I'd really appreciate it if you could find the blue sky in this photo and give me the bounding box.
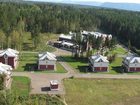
[27,0,140,3]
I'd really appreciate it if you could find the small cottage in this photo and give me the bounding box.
[122,55,140,72]
[38,52,57,70]
[0,62,12,88]
[50,80,59,91]
[89,54,109,72]
[0,48,19,69]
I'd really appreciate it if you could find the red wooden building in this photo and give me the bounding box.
[38,52,57,70]
[89,54,109,72]
[0,48,19,69]
[122,55,140,72]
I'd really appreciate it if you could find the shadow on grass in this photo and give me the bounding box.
[77,66,89,73]
[61,56,88,63]
[24,63,38,71]
[111,66,124,73]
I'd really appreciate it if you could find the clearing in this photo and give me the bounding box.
[64,78,140,105]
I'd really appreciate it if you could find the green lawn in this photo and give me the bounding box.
[15,52,66,73]
[64,79,140,105]
[15,52,38,72]
[11,76,30,96]
[109,57,123,74]
[108,45,127,55]
[62,56,88,73]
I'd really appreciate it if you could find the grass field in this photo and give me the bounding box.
[11,76,30,96]
[64,78,140,105]
[15,52,66,73]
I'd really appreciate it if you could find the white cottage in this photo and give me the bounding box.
[50,80,59,91]
[38,52,57,70]
[0,63,12,88]
[0,48,19,68]
[89,55,109,72]
[122,55,140,72]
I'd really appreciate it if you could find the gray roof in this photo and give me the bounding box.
[125,56,140,63]
[90,55,109,63]
[0,48,19,57]
[39,52,57,61]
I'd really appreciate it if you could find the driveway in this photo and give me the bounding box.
[53,48,72,56]
[13,72,67,94]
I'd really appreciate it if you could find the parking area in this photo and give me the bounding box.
[13,72,67,94]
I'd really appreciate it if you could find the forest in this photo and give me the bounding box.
[0,2,140,52]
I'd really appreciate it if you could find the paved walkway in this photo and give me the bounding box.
[74,73,140,79]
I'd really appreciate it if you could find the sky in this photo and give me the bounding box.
[28,0,140,3]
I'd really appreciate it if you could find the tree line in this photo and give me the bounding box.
[0,2,139,51]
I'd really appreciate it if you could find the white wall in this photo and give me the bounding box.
[129,63,140,67]
[93,62,109,67]
[39,59,56,65]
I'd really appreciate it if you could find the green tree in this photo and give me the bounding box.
[0,74,5,90]
[0,30,6,49]
[10,30,20,50]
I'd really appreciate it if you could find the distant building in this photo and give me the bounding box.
[81,30,112,40]
[122,55,140,72]
[0,48,19,69]
[38,52,57,70]
[59,34,73,42]
[0,62,12,88]
[50,80,59,91]
[89,54,109,72]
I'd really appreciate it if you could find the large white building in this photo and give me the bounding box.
[122,55,140,72]
[89,54,109,72]
[0,62,12,88]
[38,52,57,70]
[81,30,112,40]
[59,34,73,42]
